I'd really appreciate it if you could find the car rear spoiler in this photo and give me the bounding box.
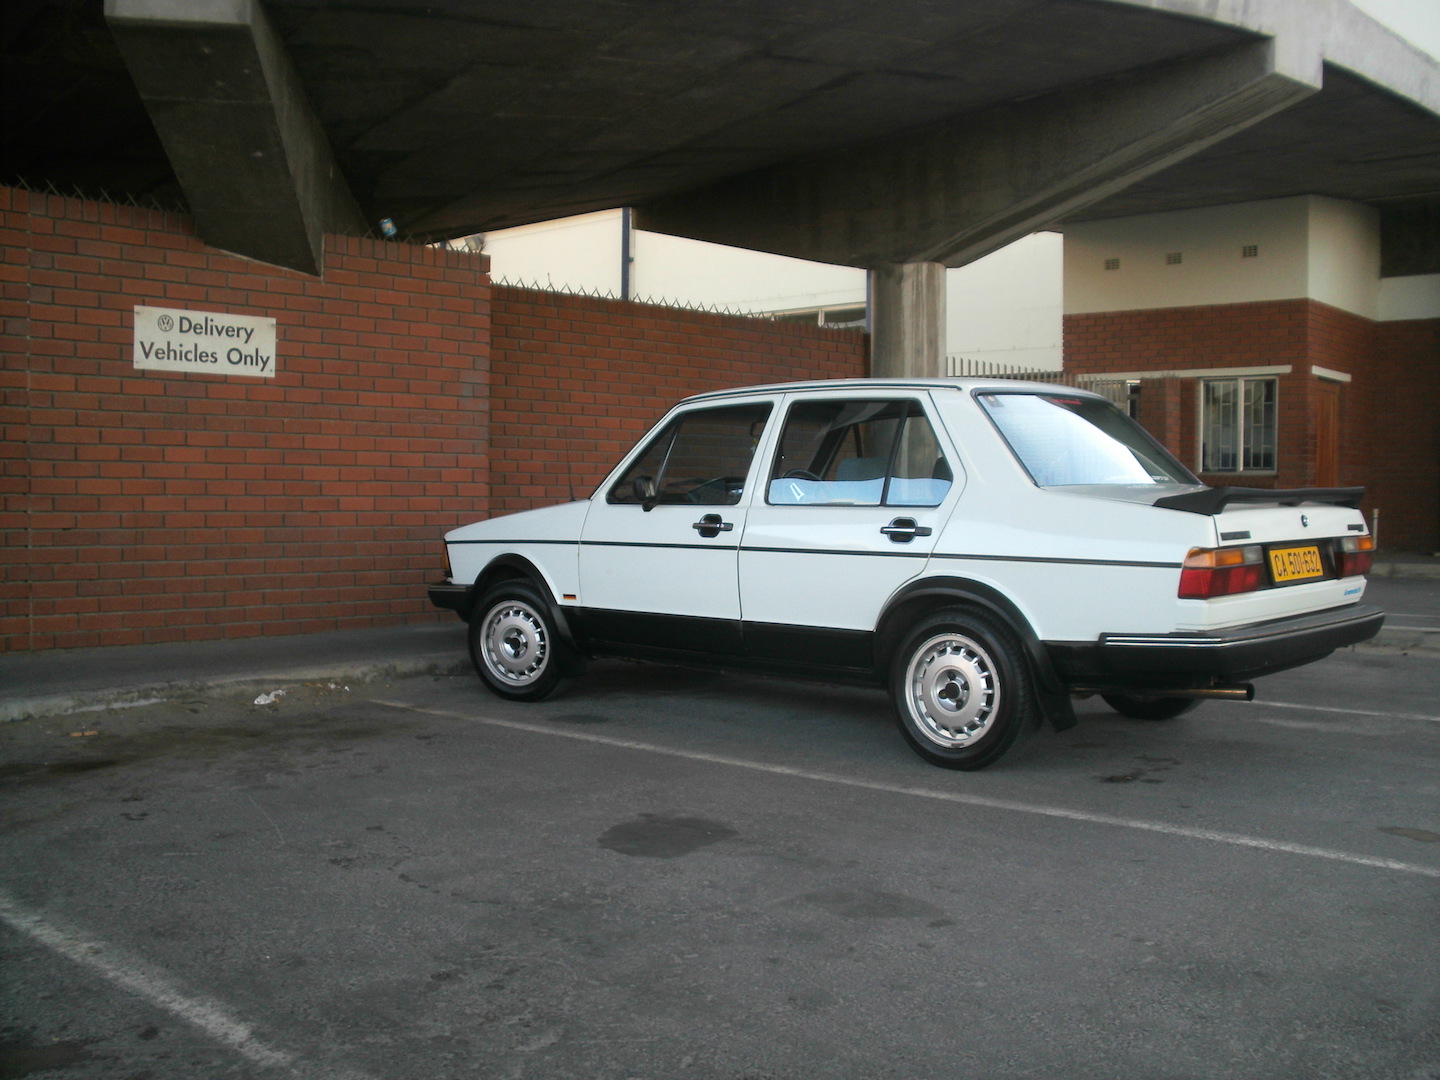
[1153,486,1364,516]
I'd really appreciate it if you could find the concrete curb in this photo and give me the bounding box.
[0,652,471,726]
[1371,559,1440,580]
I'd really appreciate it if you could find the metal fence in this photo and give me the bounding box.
[945,355,1067,383]
[945,357,1138,411]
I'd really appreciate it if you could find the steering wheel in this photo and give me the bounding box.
[685,476,745,503]
[782,469,822,481]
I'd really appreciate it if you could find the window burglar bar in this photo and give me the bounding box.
[1202,377,1276,473]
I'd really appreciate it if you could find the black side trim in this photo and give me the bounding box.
[574,609,744,656]
[742,545,929,560]
[580,540,741,553]
[1154,486,1364,515]
[572,609,880,682]
[743,622,874,671]
[930,552,1177,570]
[448,538,578,547]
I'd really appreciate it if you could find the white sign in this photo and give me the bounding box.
[133,306,277,378]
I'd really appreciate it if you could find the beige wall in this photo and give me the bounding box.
[1063,196,1409,319]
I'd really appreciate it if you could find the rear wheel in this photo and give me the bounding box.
[890,608,1041,770]
[1101,694,1200,721]
[469,580,570,702]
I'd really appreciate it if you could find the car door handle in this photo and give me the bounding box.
[881,517,932,543]
[692,513,734,538]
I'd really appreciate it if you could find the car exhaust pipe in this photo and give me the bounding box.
[1074,683,1254,701]
[1182,684,1255,701]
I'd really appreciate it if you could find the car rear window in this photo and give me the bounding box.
[977,392,1196,487]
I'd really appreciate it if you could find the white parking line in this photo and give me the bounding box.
[1240,699,1440,723]
[0,891,373,1080]
[377,701,1440,880]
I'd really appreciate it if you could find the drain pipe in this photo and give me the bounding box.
[621,206,634,301]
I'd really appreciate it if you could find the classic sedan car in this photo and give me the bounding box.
[429,379,1383,769]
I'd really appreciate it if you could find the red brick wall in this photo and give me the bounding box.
[1066,300,1311,484]
[2,187,490,651]
[2,189,869,652]
[1065,298,1439,551]
[1370,319,1440,551]
[487,286,867,514]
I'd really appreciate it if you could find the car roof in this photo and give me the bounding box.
[676,377,1100,406]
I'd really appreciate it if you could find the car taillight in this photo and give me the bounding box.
[1336,534,1375,578]
[1179,545,1264,599]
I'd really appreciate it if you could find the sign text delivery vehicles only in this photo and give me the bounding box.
[133,306,277,378]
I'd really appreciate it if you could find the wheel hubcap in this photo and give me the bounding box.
[906,632,999,748]
[482,602,548,684]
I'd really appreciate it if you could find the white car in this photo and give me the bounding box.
[429,379,1383,769]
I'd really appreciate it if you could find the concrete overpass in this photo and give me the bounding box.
[7,0,1440,373]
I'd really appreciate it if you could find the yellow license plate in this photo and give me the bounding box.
[1269,545,1325,584]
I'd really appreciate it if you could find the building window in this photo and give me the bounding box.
[1165,252,1183,265]
[1201,377,1277,473]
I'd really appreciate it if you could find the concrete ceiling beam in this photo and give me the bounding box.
[104,0,366,275]
[635,37,1320,269]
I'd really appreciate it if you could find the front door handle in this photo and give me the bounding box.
[880,517,932,543]
[693,513,734,538]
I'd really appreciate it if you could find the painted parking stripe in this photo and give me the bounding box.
[377,701,1440,880]
[1238,699,1440,723]
[0,891,374,1080]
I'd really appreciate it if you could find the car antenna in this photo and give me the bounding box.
[568,437,577,503]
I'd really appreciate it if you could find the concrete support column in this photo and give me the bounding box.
[106,0,367,275]
[870,262,947,379]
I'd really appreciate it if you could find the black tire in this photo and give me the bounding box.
[889,608,1041,770]
[468,580,571,702]
[1101,694,1200,721]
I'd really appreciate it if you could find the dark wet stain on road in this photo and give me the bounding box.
[598,814,737,858]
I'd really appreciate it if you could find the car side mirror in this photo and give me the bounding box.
[632,475,658,511]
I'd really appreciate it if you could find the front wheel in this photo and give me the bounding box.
[468,580,571,702]
[889,608,1041,770]
[1101,694,1200,721]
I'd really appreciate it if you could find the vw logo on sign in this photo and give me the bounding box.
[156,314,174,332]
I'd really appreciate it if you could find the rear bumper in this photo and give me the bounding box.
[1047,603,1385,689]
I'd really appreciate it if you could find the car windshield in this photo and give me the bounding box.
[977,391,1197,487]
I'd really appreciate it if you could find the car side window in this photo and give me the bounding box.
[767,399,953,507]
[608,402,772,507]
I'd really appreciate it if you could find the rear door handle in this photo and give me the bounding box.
[881,517,932,543]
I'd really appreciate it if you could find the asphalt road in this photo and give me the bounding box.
[2,643,1437,1080]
